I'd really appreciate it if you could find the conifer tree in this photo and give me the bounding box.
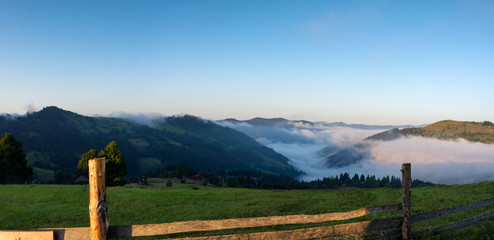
[0,133,33,184]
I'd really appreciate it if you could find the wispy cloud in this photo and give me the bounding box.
[102,112,167,127]
[26,103,38,113]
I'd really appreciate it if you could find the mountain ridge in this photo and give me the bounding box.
[0,107,300,181]
[367,120,494,144]
[222,117,419,130]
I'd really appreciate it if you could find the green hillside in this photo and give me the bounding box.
[368,120,494,144]
[0,107,300,180]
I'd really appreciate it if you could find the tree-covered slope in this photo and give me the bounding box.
[0,107,300,179]
[367,120,494,144]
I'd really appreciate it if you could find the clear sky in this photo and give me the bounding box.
[1,0,493,125]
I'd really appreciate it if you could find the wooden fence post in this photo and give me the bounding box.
[401,163,411,240]
[89,158,108,240]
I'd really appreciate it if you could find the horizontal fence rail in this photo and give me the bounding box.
[37,204,401,240]
[413,209,494,238]
[170,217,402,240]
[109,204,401,238]
[0,230,55,240]
[410,196,494,238]
[108,196,494,240]
[411,197,494,223]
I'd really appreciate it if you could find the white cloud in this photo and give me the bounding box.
[104,112,167,127]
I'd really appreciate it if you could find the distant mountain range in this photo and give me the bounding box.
[219,117,416,147]
[0,107,300,181]
[222,117,417,130]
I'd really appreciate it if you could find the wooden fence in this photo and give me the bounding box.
[2,162,494,240]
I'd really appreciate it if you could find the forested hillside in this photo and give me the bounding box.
[0,107,300,180]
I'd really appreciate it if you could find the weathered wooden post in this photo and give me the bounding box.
[89,158,108,240]
[401,163,411,240]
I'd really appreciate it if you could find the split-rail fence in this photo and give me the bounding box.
[2,161,494,240]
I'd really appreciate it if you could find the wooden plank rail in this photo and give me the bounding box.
[411,196,494,223]
[170,217,402,240]
[40,204,401,240]
[46,227,89,240]
[108,204,401,238]
[412,209,494,238]
[0,230,54,240]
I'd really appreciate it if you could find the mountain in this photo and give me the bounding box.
[324,146,366,168]
[0,107,300,180]
[367,120,494,144]
[222,117,416,130]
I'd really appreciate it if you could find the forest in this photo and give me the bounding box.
[147,164,435,190]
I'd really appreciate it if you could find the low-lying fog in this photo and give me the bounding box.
[220,120,494,185]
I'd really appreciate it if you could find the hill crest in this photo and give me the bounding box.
[367,120,494,144]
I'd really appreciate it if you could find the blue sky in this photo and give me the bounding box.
[1,0,493,125]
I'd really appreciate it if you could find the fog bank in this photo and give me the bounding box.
[221,120,494,184]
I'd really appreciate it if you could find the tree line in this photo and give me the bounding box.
[148,164,434,189]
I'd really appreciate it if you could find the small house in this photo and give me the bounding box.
[73,174,89,184]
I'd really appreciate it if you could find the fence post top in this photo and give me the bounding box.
[89,157,105,163]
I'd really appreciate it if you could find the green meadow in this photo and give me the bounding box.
[2,180,494,239]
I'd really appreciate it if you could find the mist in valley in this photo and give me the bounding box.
[220,120,494,185]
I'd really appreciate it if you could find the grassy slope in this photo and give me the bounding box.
[2,181,494,239]
[421,120,494,143]
[369,120,494,144]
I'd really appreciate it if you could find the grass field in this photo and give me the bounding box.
[2,180,494,239]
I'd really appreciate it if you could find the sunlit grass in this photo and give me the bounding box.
[1,181,494,239]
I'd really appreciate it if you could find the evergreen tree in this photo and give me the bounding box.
[340,172,350,186]
[381,176,390,187]
[351,173,360,187]
[360,174,366,184]
[0,133,33,184]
